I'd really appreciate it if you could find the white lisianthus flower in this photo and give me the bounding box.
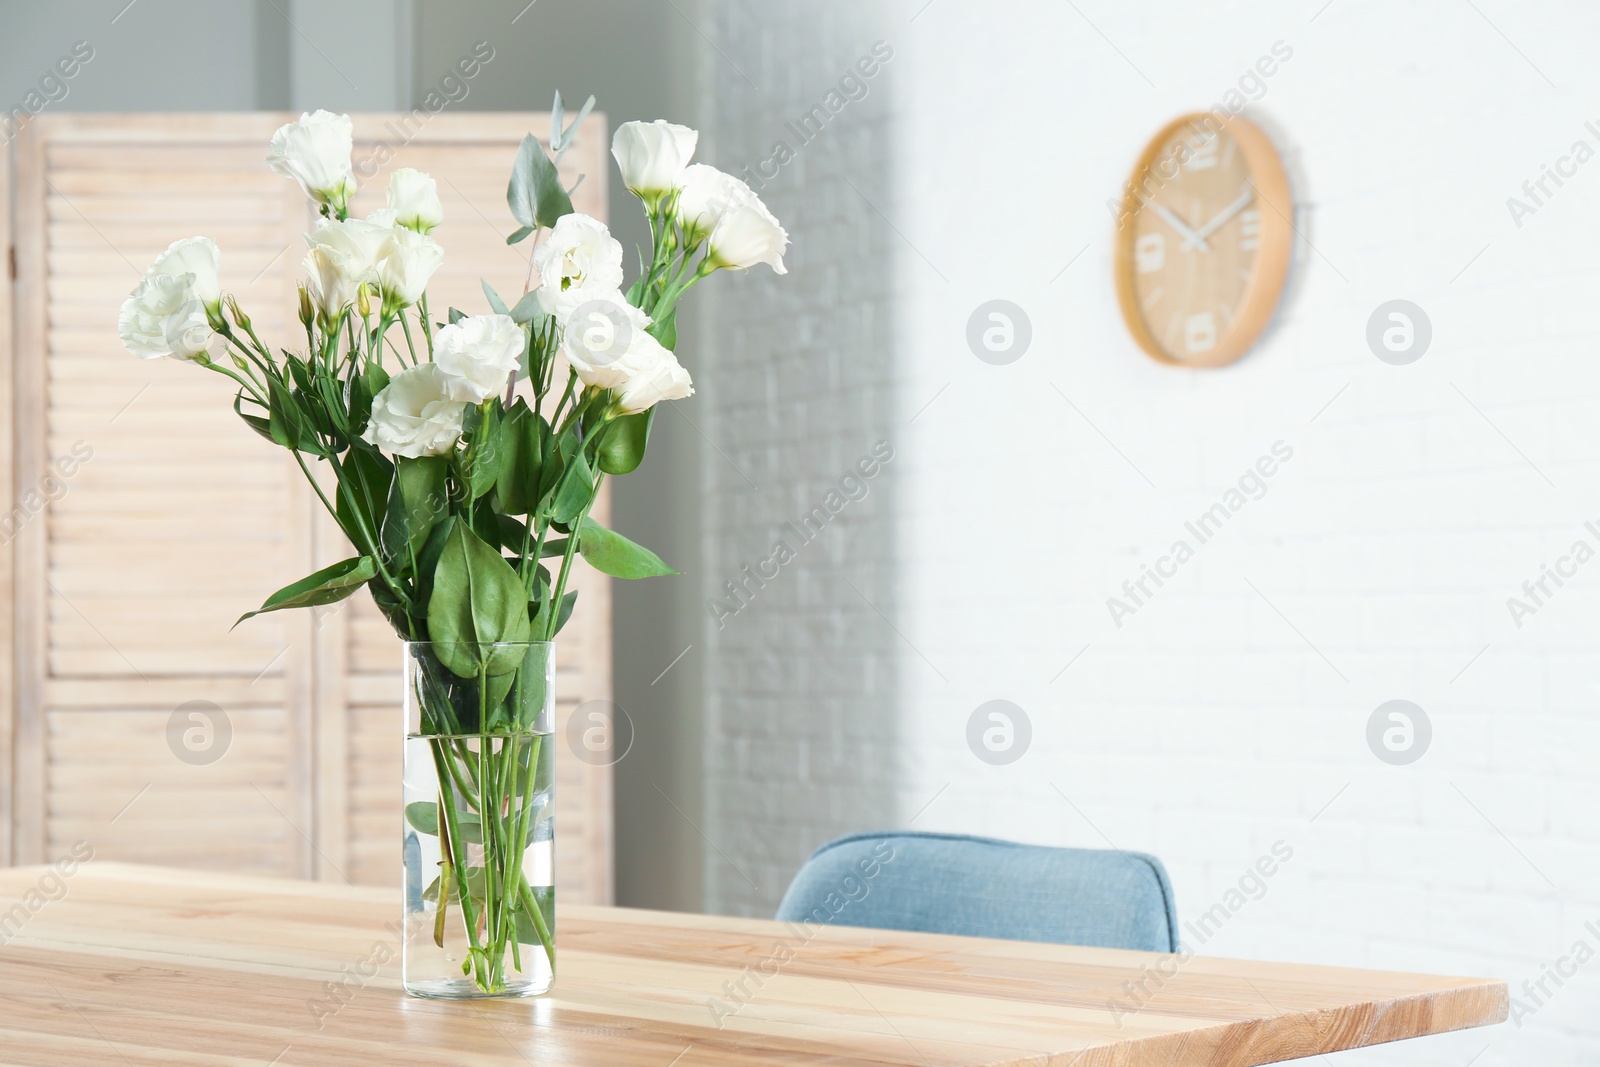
[118,271,211,361]
[433,314,525,402]
[613,337,694,415]
[387,167,443,233]
[675,164,747,243]
[705,184,789,274]
[363,364,468,457]
[267,110,357,211]
[559,291,653,389]
[376,228,443,312]
[366,207,400,229]
[148,236,223,310]
[306,217,390,276]
[532,213,624,315]
[610,119,698,201]
[302,218,389,320]
[303,245,360,321]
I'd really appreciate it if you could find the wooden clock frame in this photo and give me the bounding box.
[1113,112,1293,369]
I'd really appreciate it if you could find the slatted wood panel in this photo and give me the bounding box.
[12,116,314,878]
[8,114,615,905]
[0,863,1510,1067]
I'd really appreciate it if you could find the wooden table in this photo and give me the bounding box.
[0,863,1506,1066]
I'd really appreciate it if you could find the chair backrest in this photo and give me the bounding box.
[775,831,1179,952]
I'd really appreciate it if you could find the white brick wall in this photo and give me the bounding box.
[697,2,1600,1062]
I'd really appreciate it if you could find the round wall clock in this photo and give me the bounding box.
[1113,113,1292,368]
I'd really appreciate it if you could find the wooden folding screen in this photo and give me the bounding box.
[4,114,615,904]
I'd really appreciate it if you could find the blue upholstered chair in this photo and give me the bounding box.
[775,831,1178,952]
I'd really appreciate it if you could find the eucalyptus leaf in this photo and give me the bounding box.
[509,290,543,324]
[578,517,677,578]
[506,133,573,230]
[235,556,376,626]
[506,225,535,246]
[481,279,510,316]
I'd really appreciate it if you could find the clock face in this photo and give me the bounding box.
[1113,114,1292,368]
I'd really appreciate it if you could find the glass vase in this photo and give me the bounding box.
[401,641,555,999]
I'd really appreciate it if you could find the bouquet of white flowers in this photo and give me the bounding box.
[118,100,787,998]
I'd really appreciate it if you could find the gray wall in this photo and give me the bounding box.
[414,0,706,915]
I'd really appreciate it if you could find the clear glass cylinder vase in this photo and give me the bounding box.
[401,641,555,999]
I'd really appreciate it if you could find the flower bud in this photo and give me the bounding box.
[226,294,252,331]
[204,300,228,332]
[298,286,314,328]
[358,283,371,319]
[232,353,249,371]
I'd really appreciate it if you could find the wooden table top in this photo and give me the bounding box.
[0,863,1505,1066]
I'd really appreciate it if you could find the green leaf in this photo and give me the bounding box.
[578,517,677,578]
[506,225,535,246]
[596,409,654,476]
[549,448,594,525]
[459,404,503,501]
[426,523,532,679]
[345,365,375,439]
[509,290,543,324]
[381,455,450,567]
[647,307,677,351]
[236,556,376,626]
[448,307,466,325]
[336,445,394,546]
[365,360,391,397]
[413,513,456,610]
[234,392,275,445]
[533,589,577,637]
[506,133,573,230]
[265,373,317,453]
[481,279,510,316]
[495,400,544,515]
[538,429,579,502]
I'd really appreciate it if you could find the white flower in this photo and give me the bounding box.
[706,184,789,274]
[611,119,698,200]
[117,270,211,361]
[363,364,467,458]
[303,246,358,321]
[613,338,694,415]
[387,168,443,233]
[676,164,744,242]
[376,228,443,311]
[433,314,524,402]
[366,207,399,229]
[149,236,223,310]
[559,291,653,389]
[302,218,389,319]
[532,213,624,315]
[306,217,390,276]
[267,110,357,211]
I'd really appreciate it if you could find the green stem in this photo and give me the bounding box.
[400,311,420,367]
[543,482,599,641]
[429,739,487,985]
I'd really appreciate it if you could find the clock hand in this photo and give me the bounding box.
[1143,200,1209,252]
[1183,188,1255,249]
